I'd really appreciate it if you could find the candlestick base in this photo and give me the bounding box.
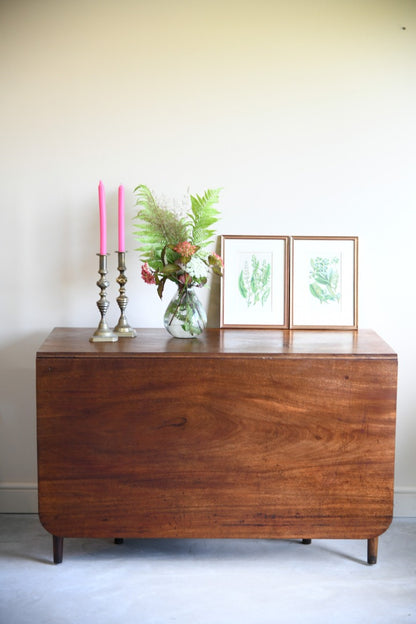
[90,254,118,343]
[90,326,119,343]
[114,323,137,338]
[114,251,137,338]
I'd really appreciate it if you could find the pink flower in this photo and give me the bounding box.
[208,252,224,276]
[173,241,198,258]
[141,263,156,285]
[210,252,224,267]
[178,272,193,286]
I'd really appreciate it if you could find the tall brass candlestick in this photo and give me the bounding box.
[90,254,118,343]
[114,251,136,338]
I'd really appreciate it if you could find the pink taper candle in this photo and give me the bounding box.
[118,185,125,252]
[98,180,106,255]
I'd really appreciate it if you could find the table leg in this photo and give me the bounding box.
[53,535,64,564]
[367,537,378,565]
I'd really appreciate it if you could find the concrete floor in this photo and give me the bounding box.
[0,515,415,624]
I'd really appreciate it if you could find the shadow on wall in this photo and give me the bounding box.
[0,332,49,484]
[206,236,222,328]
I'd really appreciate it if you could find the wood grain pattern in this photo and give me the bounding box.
[37,327,396,358]
[36,328,397,546]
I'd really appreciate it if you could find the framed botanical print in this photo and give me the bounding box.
[220,235,289,328]
[290,236,358,329]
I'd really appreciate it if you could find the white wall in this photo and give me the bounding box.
[1,0,415,514]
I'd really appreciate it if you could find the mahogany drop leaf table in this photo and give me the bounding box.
[36,328,397,565]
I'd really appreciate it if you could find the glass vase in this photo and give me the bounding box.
[163,286,207,338]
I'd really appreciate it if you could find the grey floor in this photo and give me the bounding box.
[0,515,415,624]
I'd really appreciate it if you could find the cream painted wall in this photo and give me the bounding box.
[1,0,415,514]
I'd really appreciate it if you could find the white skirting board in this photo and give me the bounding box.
[0,483,38,513]
[1,484,416,517]
[394,487,416,517]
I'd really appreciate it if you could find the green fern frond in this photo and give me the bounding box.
[187,188,222,248]
[134,184,159,214]
[133,184,222,290]
[133,184,188,261]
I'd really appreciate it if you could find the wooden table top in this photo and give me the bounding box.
[37,327,397,360]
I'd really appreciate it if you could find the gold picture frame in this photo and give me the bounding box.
[220,235,289,328]
[290,236,358,329]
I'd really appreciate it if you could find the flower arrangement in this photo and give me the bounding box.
[133,185,223,300]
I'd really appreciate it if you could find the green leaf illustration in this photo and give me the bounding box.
[309,257,340,304]
[238,255,271,308]
[238,271,248,299]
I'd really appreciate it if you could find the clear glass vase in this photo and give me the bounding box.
[163,286,207,338]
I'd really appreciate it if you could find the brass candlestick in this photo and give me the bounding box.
[90,254,118,343]
[114,251,136,338]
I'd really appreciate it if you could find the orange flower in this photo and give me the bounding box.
[173,241,198,258]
